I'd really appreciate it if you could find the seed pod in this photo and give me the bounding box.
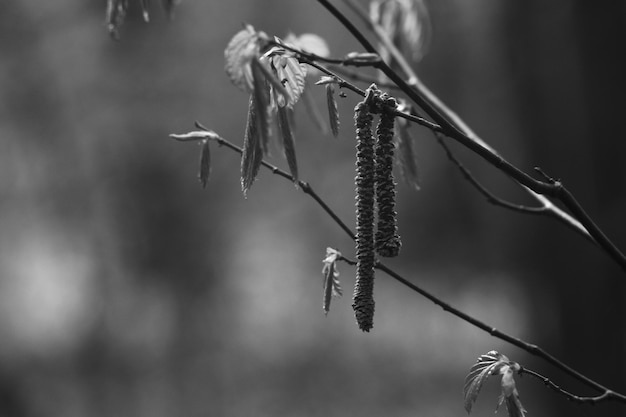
[353,99,376,332]
[374,95,402,257]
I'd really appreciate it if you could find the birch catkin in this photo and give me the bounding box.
[353,99,376,332]
[374,95,402,257]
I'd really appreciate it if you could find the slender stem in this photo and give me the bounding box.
[177,126,626,405]
[520,367,626,404]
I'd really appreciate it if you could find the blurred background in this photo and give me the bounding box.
[0,1,625,416]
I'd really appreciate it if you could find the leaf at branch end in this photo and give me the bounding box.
[251,58,272,153]
[264,49,307,108]
[322,248,343,314]
[241,97,264,196]
[225,25,260,93]
[198,140,211,188]
[370,0,431,63]
[169,130,220,142]
[496,366,527,417]
[326,84,340,137]
[277,106,298,184]
[395,118,420,190]
[463,350,510,414]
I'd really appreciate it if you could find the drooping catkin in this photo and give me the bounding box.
[374,95,402,257]
[353,99,376,332]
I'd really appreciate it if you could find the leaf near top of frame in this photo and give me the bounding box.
[463,350,510,414]
[370,0,431,62]
[225,24,264,94]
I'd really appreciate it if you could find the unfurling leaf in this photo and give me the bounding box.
[241,97,264,196]
[264,48,307,108]
[496,365,527,417]
[284,33,330,58]
[322,248,343,314]
[225,25,261,93]
[326,84,340,137]
[463,351,510,414]
[198,139,211,188]
[277,106,298,184]
[370,0,431,63]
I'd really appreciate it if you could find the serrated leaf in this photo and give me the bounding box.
[302,89,328,134]
[370,0,431,63]
[395,118,420,190]
[322,248,343,314]
[241,96,264,196]
[198,139,211,188]
[496,366,527,417]
[277,106,298,184]
[463,351,510,414]
[284,33,330,58]
[225,25,259,93]
[264,49,307,108]
[326,84,340,137]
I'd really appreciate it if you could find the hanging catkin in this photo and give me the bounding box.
[374,95,402,257]
[353,98,376,332]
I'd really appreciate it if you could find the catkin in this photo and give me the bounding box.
[374,95,401,257]
[353,99,376,332]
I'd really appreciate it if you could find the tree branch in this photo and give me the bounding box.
[172,125,626,406]
[316,0,626,272]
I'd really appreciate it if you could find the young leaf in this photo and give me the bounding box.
[241,97,264,196]
[277,106,298,184]
[326,84,340,137]
[225,25,260,93]
[198,139,211,188]
[496,366,527,417]
[463,350,510,414]
[322,248,343,315]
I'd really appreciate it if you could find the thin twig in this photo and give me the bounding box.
[435,133,547,215]
[176,125,626,406]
